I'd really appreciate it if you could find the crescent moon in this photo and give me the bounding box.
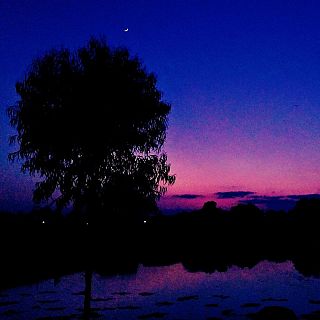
[123,28,129,32]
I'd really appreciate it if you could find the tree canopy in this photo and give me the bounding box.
[8,38,175,219]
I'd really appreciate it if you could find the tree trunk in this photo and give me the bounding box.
[83,268,92,319]
[83,219,93,320]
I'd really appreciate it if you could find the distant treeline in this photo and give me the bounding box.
[147,198,320,254]
[1,197,320,228]
[0,198,320,289]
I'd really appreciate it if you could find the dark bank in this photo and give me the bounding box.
[1,198,320,290]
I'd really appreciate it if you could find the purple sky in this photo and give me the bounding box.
[1,0,320,212]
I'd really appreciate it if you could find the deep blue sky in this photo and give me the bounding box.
[1,0,320,211]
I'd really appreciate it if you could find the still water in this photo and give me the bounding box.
[0,260,320,319]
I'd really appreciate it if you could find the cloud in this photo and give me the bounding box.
[214,191,255,199]
[239,197,295,211]
[238,194,320,211]
[286,194,320,200]
[171,194,205,199]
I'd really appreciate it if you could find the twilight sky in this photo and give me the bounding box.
[1,0,320,212]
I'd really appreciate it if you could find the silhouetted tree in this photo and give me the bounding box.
[7,37,175,221]
[201,201,217,213]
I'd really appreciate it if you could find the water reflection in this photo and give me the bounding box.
[1,260,320,319]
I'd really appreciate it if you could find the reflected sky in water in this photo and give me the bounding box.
[1,260,320,319]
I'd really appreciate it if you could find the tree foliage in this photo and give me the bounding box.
[8,38,175,216]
